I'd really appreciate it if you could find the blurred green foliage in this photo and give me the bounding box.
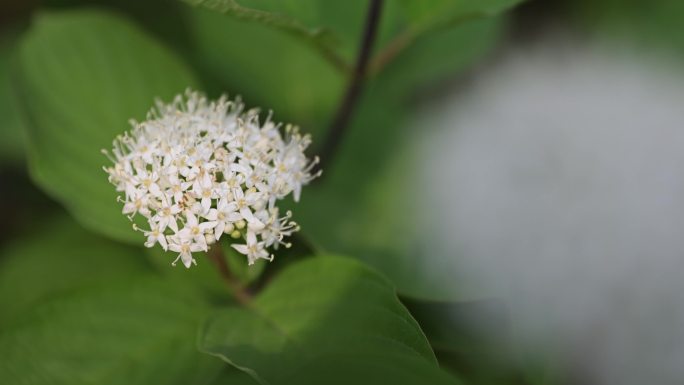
[184,7,344,135]
[0,0,547,384]
[0,216,151,328]
[288,17,506,302]
[3,0,681,383]
[0,25,24,165]
[0,277,224,385]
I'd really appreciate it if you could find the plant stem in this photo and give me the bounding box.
[207,243,253,306]
[316,0,384,173]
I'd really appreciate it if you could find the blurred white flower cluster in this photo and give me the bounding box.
[104,90,320,268]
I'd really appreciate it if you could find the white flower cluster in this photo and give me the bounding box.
[103,90,320,268]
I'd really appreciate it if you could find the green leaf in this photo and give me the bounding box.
[183,7,343,136]
[15,9,198,244]
[181,0,371,70]
[0,277,223,385]
[397,0,526,31]
[0,215,152,327]
[199,256,458,384]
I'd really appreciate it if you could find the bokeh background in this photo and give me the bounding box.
[3,0,684,384]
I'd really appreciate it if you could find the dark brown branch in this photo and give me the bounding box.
[316,0,384,173]
[207,243,253,306]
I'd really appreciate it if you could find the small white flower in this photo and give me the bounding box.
[232,187,265,229]
[259,208,299,249]
[103,90,319,267]
[169,240,203,268]
[204,198,241,241]
[231,231,271,265]
[142,226,168,251]
[151,198,181,232]
[177,211,216,251]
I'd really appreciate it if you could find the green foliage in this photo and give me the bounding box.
[282,352,462,385]
[1,0,537,383]
[397,0,526,30]
[200,256,457,384]
[173,0,520,301]
[380,18,503,97]
[0,278,223,385]
[0,216,221,385]
[290,17,504,301]
[145,246,233,303]
[181,0,356,70]
[14,9,198,244]
[208,367,260,385]
[145,233,317,302]
[0,215,151,327]
[181,0,525,70]
[179,0,511,301]
[0,25,24,164]
[42,0,196,50]
[183,7,343,135]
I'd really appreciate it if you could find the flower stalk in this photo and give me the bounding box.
[207,243,253,306]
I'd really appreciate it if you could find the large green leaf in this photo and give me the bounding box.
[15,9,198,244]
[200,256,458,384]
[0,278,223,385]
[0,215,152,328]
